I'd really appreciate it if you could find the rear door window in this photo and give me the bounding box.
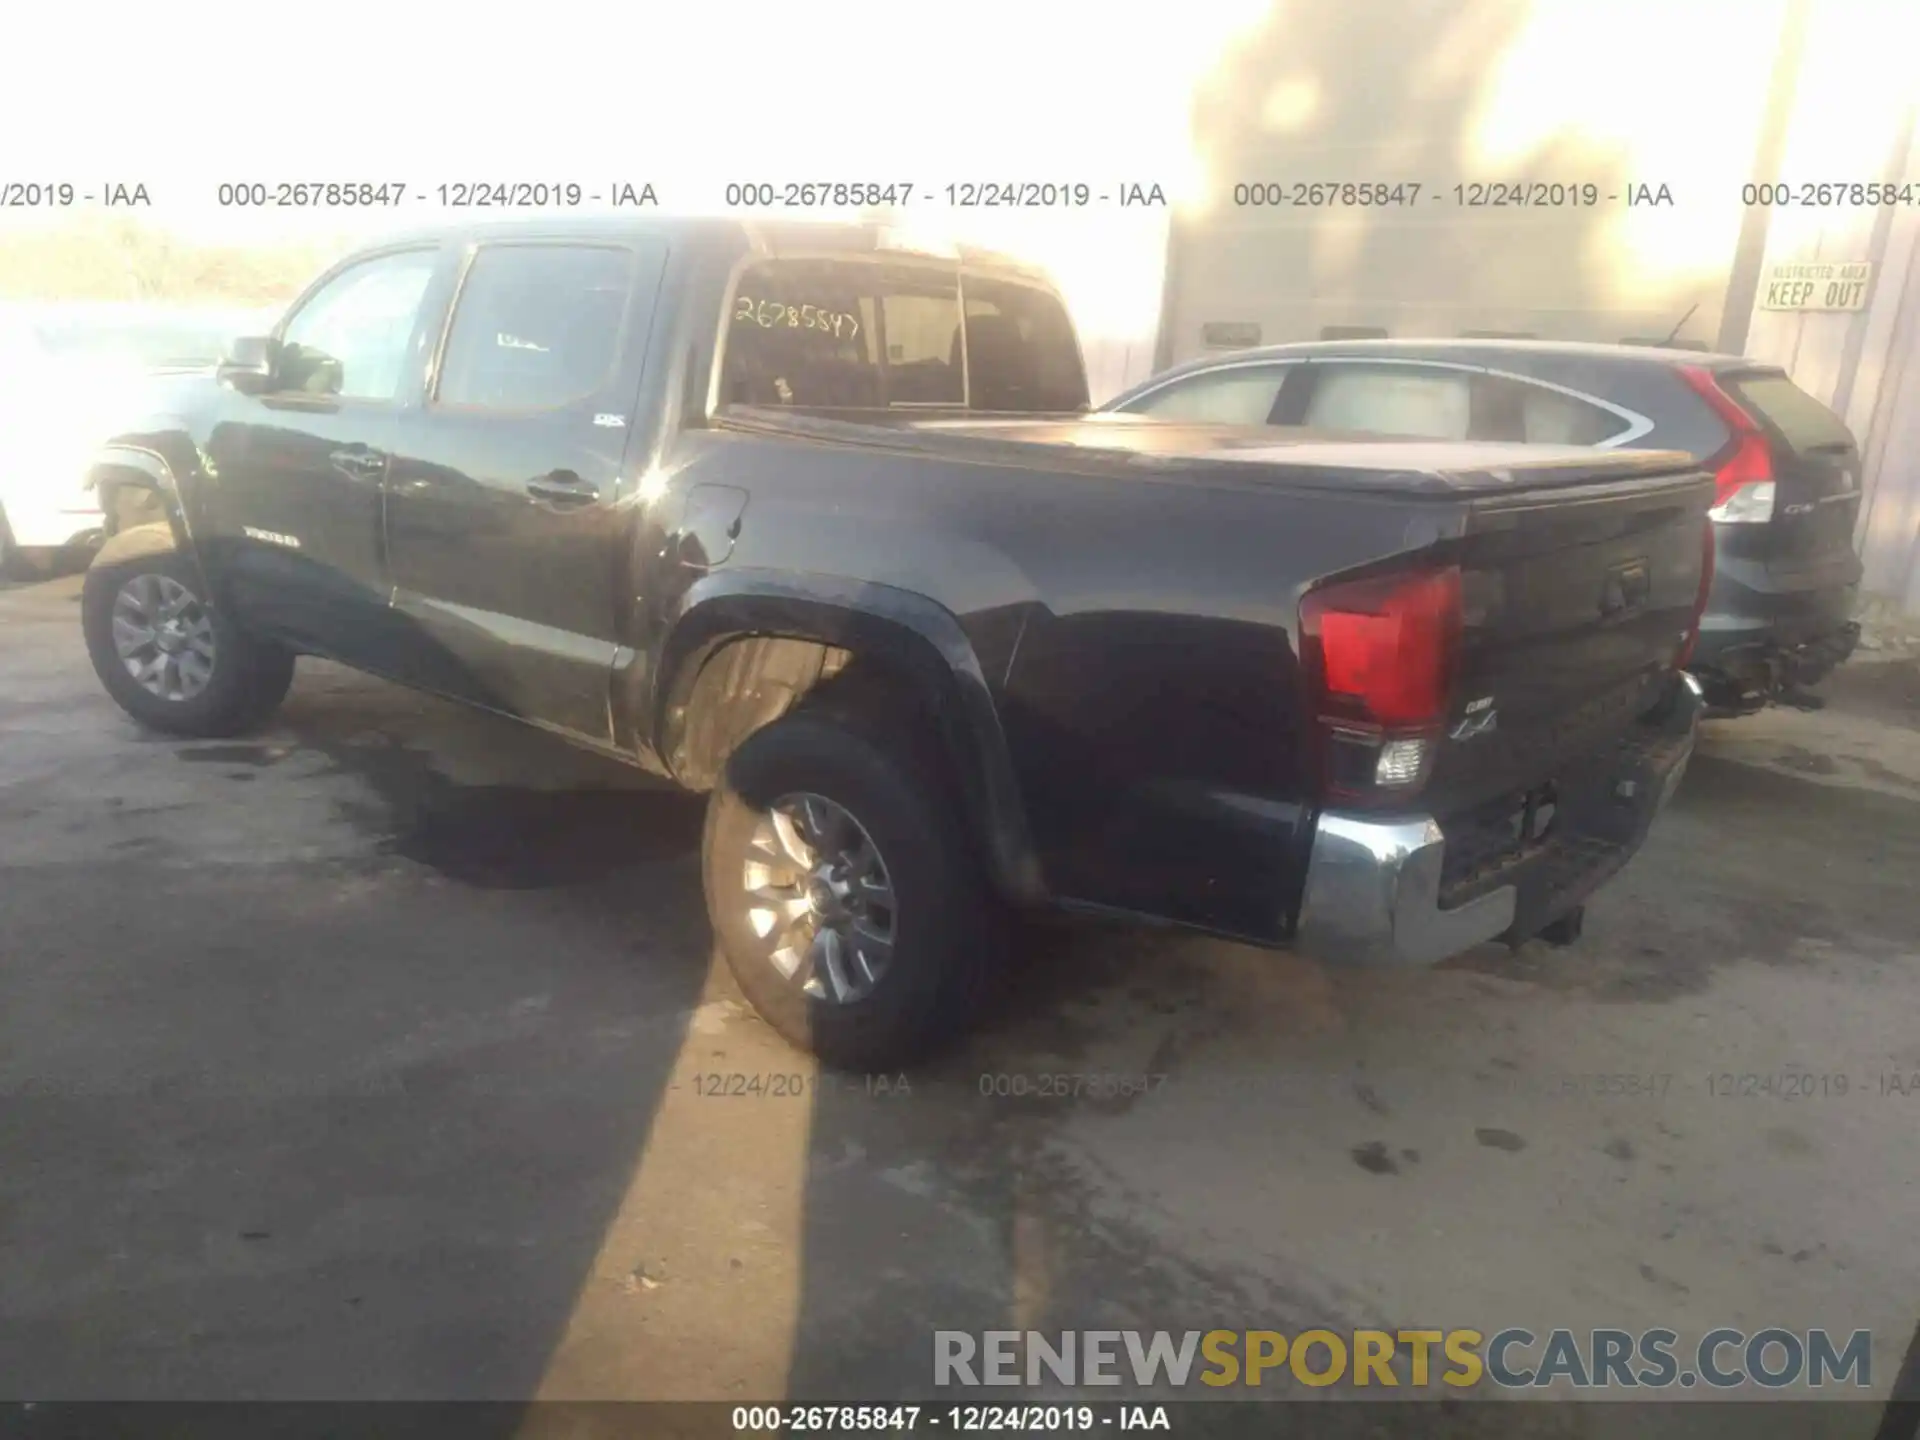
[436,244,636,410]
[1724,373,1856,455]
[1125,366,1295,425]
[1303,364,1471,439]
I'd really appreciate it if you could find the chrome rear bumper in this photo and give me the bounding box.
[1293,673,1702,967]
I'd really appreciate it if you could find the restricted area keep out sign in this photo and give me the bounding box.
[1761,261,1871,312]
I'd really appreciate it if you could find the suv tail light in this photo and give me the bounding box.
[1678,366,1775,524]
[1299,565,1462,804]
[1675,519,1715,669]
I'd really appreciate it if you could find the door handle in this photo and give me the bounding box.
[526,471,599,507]
[330,447,387,480]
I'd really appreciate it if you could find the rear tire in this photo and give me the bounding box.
[703,708,1003,1070]
[82,550,295,737]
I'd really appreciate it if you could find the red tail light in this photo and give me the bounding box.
[1675,519,1715,669]
[1300,566,1462,803]
[1678,366,1776,522]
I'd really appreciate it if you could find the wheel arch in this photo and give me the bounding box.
[87,445,192,548]
[654,571,1046,905]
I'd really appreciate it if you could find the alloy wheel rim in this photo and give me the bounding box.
[112,573,217,702]
[741,791,897,1004]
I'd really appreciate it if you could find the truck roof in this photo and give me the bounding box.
[363,214,1054,280]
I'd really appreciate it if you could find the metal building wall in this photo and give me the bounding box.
[1850,225,1920,617]
[1738,0,1920,619]
[1759,178,1920,620]
[1152,0,1790,364]
[1140,0,1920,616]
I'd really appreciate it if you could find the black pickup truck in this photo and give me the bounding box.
[80,216,1710,1067]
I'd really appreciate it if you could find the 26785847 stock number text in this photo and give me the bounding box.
[732,1405,922,1431]
[214,181,649,208]
[218,182,409,208]
[979,1072,1167,1099]
[1743,182,1920,207]
[726,181,915,208]
[730,1405,1104,1432]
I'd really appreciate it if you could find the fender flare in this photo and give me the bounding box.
[655,569,1046,905]
[86,445,193,550]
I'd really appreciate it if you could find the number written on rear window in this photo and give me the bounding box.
[718,258,1088,413]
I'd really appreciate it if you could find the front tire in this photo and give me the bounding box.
[82,551,295,737]
[703,709,1003,1070]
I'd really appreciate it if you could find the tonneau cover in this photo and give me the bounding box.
[719,408,1704,499]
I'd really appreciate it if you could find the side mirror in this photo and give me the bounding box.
[216,336,276,394]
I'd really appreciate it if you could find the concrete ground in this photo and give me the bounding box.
[2,569,1917,1438]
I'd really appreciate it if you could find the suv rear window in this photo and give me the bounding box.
[720,258,1085,413]
[1725,373,1855,453]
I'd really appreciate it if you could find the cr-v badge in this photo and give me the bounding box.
[1450,695,1498,740]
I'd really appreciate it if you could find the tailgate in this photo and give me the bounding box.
[1423,469,1714,815]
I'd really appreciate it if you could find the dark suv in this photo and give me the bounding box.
[1104,340,1863,714]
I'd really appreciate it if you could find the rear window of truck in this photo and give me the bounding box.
[1726,373,1856,453]
[720,258,1086,413]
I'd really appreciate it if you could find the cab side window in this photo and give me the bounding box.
[435,244,638,411]
[1126,366,1294,425]
[277,250,438,402]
